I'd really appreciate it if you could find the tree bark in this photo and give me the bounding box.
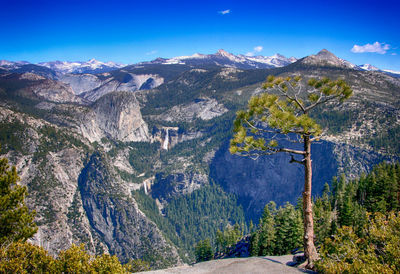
[302,135,319,269]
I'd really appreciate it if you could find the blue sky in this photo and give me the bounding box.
[1,0,400,70]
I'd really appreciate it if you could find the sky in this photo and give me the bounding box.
[1,0,400,71]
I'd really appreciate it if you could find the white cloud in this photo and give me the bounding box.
[245,46,263,56]
[351,42,390,54]
[146,50,158,55]
[254,46,263,52]
[219,9,230,15]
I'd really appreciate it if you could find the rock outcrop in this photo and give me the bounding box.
[80,92,150,142]
[151,172,208,203]
[79,152,181,267]
[160,97,228,122]
[80,73,164,102]
[210,140,389,219]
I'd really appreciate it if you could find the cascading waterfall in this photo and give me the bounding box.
[143,181,148,194]
[162,129,169,150]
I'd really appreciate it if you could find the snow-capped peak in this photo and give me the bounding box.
[150,49,297,69]
[87,58,99,64]
[238,53,297,67]
[358,64,380,71]
[215,49,246,63]
[270,53,286,59]
[0,60,17,66]
[38,59,125,74]
[216,49,233,58]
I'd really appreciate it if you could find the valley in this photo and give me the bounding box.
[0,49,399,268]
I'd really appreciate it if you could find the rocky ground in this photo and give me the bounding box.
[141,255,316,274]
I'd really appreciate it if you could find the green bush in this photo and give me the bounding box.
[316,212,400,273]
[0,241,56,273]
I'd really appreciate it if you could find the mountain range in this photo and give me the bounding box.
[0,49,399,268]
[2,49,399,75]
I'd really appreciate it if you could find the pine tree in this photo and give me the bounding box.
[258,202,276,255]
[0,150,37,245]
[313,183,333,244]
[250,230,260,256]
[230,76,352,268]
[274,203,303,255]
[195,238,213,262]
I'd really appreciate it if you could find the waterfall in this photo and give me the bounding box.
[143,181,148,194]
[162,129,169,150]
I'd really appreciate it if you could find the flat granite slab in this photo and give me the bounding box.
[141,255,316,274]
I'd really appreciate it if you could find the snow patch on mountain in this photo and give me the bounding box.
[38,59,125,74]
[241,53,296,67]
[358,64,380,71]
[147,49,297,69]
[383,69,400,75]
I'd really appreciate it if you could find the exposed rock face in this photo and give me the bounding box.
[161,98,228,122]
[210,140,389,220]
[152,126,203,150]
[0,107,98,255]
[331,142,393,179]
[300,49,356,69]
[80,73,164,102]
[79,152,181,266]
[0,72,85,104]
[0,106,180,268]
[151,172,208,203]
[27,78,86,104]
[58,73,103,95]
[80,92,149,142]
[28,148,98,255]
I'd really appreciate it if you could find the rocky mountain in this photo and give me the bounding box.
[0,49,399,267]
[0,60,30,68]
[298,49,357,69]
[0,72,85,104]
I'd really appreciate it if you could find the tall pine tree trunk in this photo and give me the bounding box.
[302,135,319,269]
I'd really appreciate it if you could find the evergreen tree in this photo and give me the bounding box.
[215,229,224,253]
[357,162,400,213]
[230,75,352,268]
[215,224,243,254]
[195,238,213,262]
[313,183,333,244]
[257,202,276,255]
[250,230,260,256]
[274,203,303,255]
[0,150,37,245]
